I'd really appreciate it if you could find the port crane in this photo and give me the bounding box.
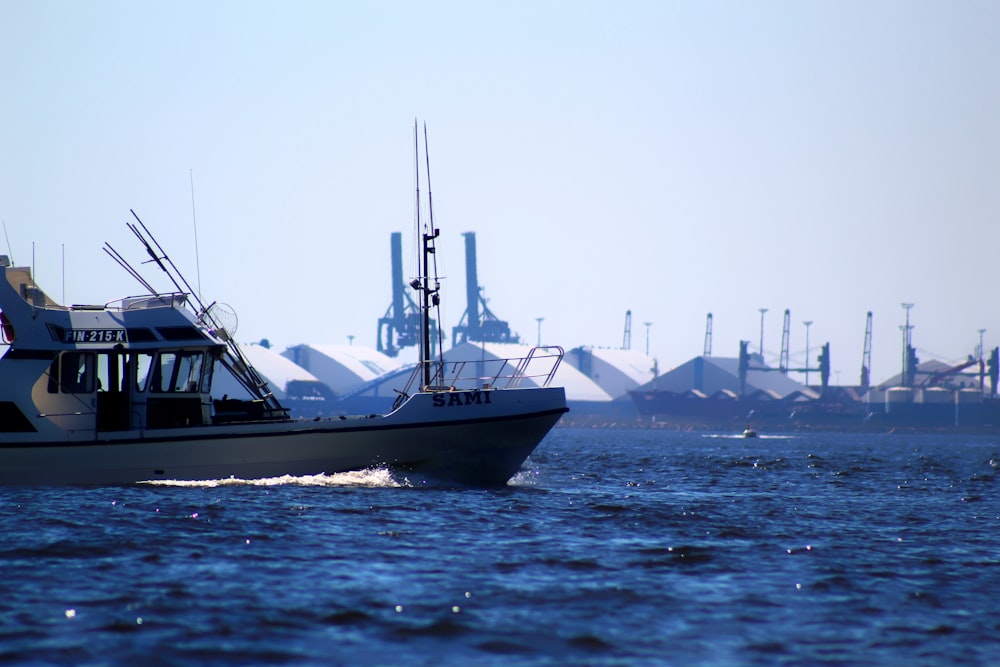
[739,309,829,394]
[739,340,829,395]
[451,232,519,345]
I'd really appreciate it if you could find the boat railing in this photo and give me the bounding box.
[106,293,190,311]
[398,346,565,397]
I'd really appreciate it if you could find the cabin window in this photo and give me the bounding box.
[96,352,123,393]
[47,352,96,394]
[134,353,154,392]
[150,351,205,393]
[201,354,215,393]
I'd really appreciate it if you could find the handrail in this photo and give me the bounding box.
[397,345,565,397]
[511,345,564,389]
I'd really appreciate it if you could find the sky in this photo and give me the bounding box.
[2,0,998,386]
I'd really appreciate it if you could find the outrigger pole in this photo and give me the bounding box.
[106,212,285,415]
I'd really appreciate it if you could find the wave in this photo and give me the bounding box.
[139,468,406,488]
[701,433,796,439]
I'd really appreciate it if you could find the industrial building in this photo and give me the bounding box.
[631,309,1000,432]
[564,346,659,400]
[635,352,818,400]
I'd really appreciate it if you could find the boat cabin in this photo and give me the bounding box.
[0,256,275,440]
[44,347,215,431]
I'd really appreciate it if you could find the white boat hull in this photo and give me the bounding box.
[0,388,567,486]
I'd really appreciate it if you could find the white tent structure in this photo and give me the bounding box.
[635,354,819,399]
[564,347,657,400]
[281,344,403,395]
[215,342,328,400]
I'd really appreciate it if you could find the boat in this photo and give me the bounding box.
[742,427,758,438]
[0,147,567,487]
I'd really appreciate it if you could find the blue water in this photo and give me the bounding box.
[1,428,999,666]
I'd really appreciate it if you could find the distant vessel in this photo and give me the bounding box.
[0,134,568,485]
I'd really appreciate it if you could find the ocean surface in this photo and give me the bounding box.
[1,427,998,666]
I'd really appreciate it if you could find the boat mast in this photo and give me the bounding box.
[412,120,441,389]
[423,123,444,374]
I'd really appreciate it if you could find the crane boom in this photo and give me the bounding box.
[860,311,872,390]
[779,309,790,374]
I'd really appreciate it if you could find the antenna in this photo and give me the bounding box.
[414,118,421,245]
[423,122,445,370]
[190,169,202,298]
[2,220,13,265]
[413,120,427,386]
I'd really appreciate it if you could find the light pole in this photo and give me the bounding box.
[901,303,914,386]
[535,317,544,347]
[979,328,987,392]
[644,322,652,356]
[758,308,768,360]
[803,321,813,386]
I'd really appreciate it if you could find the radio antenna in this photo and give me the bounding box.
[1,220,13,265]
[423,122,446,369]
[190,168,202,298]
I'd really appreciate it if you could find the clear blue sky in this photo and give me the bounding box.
[2,0,998,385]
